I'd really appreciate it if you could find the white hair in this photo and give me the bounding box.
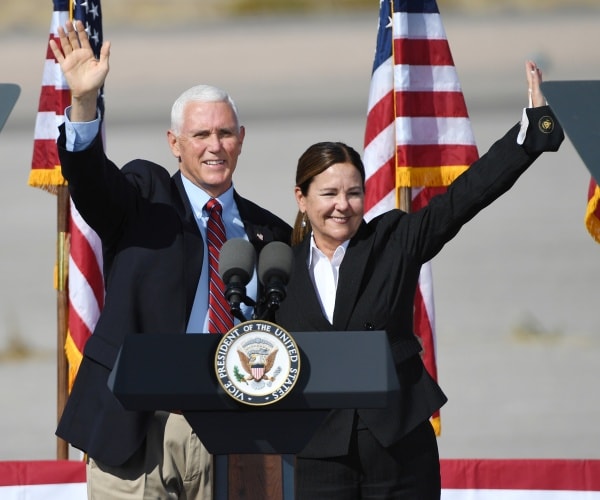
[170,84,240,134]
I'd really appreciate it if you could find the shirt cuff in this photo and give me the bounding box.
[64,106,101,152]
[516,107,529,145]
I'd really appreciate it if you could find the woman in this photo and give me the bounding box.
[274,61,563,499]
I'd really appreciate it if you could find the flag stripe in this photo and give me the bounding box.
[33,111,64,140]
[364,122,395,177]
[395,117,475,145]
[394,91,468,118]
[69,206,104,308]
[68,259,102,337]
[392,12,444,38]
[394,39,455,66]
[394,65,466,93]
[396,144,478,167]
[365,156,396,212]
[67,301,94,352]
[367,58,394,109]
[37,84,70,113]
[31,139,61,166]
[0,461,86,486]
[365,90,394,145]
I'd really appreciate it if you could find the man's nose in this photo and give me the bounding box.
[206,132,222,150]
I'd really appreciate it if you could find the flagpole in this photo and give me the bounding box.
[398,187,411,213]
[57,185,70,460]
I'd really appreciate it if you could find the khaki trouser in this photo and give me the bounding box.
[87,412,212,499]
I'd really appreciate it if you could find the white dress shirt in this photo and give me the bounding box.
[307,236,349,324]
[183,179,258,333]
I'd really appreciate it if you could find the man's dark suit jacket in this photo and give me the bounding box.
[55,126,292,466]
[275,108,563,458]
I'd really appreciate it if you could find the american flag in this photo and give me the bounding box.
[585,179,600,243]
[363,0,479,434]
[30,0,105,390]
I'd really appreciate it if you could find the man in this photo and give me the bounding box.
[50,20,291,499]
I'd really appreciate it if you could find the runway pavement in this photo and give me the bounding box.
[1,10,599,461]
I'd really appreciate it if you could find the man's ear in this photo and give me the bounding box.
[167,130,180,159]
[237,125,246,155]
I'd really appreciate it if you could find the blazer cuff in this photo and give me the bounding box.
[517,105,564,154]
[83,333,121,370]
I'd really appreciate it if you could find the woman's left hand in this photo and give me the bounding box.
[526,60,546,108]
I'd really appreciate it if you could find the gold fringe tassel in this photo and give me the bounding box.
[396,165,469,189]
[64,332,83,393]
[585,184,600,244]
[28,167,67,194]
[430,415,441,437]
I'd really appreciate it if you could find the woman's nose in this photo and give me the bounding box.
[335,194,349,209]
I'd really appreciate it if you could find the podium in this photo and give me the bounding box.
[109,330,399,499]
[541,80,600,183]
[0,83,20,133]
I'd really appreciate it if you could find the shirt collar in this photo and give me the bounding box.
[180,175,235,219]
[308,234,349,267]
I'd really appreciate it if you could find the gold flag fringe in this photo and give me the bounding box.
[64,333,83,393]
[430,415,441,437]
[28,167,67,195]
[585,184,600,244]
[396,165,469,189]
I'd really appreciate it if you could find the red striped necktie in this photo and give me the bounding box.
[205,198,234,334]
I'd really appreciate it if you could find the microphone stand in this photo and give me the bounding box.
[225,282,256,323]
[230,296,255,323]
[255,280,286,321]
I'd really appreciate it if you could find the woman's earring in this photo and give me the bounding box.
[301,213,307,228]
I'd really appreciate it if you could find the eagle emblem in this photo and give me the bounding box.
[237,348,279,383]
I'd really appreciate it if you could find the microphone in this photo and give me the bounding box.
[258,241,293,315]
[218,238,256,322]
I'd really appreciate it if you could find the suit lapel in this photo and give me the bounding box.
[332,222,373,330]
[289,238,334,331]
[173,172,204,321]
[234,192,276,251]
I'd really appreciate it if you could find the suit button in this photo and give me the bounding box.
[363,322,375,331]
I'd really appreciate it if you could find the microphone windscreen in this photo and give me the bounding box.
[219,238,256,285]
[258,241,293,285]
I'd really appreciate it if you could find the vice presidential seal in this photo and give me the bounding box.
[214,320,301,406]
